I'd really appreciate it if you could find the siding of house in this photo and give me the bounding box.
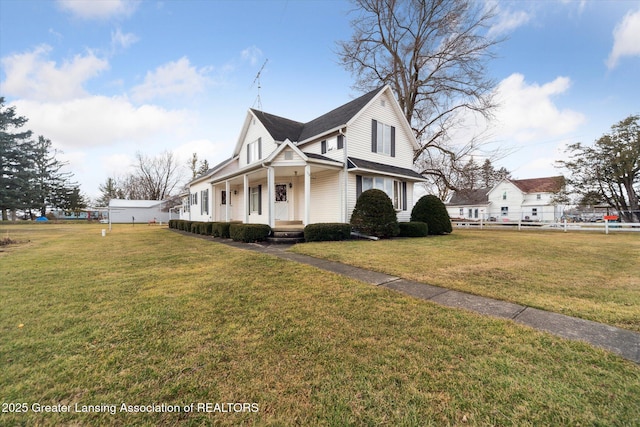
[240,118,277,168]
[347,91,415,170]
[309,170,343,224]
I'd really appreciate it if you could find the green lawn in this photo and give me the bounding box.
[1,223,639,426]
[292,229,640,332]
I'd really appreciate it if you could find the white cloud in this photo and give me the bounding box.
[488,6,532,37]
[1,45,108,101]
[102,153,134,176]
[241,46,263,66]
[56,0,138,20]
[111,28,139,51]
[607,9,640,69]
[131,57,210,102]
[10,96,190,149]
[492,73,585,142]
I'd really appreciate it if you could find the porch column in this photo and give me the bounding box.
[267,166,275,228]
[304,164,311,225]
[225,180,230,222]
[244,174,249,223]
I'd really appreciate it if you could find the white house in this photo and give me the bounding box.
[446,176,566,222]
[108,199,171,224]
[182,86,426,226]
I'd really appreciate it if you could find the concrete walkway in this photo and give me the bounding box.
[199,234,640,364]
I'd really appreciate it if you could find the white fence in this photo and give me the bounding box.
[453,219,640,234]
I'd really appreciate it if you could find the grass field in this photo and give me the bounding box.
[1,223,639,426]
[292,229,640,332]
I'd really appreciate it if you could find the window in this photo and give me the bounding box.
[532,208,538,217]
[371,120,395,156]
[502,191,507,200]
[536,194,542,200]
[190,193,198,205]
[221,190,226,205]
[200,189,209,215]
[247,138,262,163]
[284,150,293,160]
[474,209,479,219]
[501,206,508,216]
[359,175,406,210]
[459,208,464,216]
[250,185,262,214]
[321,135,344,154]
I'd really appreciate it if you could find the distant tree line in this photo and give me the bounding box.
[1,97,85,220]
[96,151,211,207]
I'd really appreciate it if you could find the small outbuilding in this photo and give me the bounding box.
[108,199,171,224]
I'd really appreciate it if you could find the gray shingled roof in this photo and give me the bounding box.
[447,188,490,206]
[249,110,304,142]
[251,86,385,143]
[348,157,425,181]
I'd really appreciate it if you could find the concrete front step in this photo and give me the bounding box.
[268,229,305,244]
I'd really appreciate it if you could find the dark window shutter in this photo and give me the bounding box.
[258,138,262,160]
[356,175,362,199]
[247,146,250,163]
[371,119,377,153]
[321,140,327,154]
[391,126,396,157]
[257,185,262,215]
[402,182,407,211]
[337,135,344,149]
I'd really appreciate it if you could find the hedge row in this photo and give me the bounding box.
[304,223,352,242]
[168,220,232,238]
[229,223,271,243]
[168,219,429,243]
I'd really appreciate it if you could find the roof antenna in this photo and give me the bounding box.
[251,59,268,110]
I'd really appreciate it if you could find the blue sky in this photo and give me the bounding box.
[1,0,639,199]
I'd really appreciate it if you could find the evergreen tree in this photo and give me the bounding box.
[97,177,123,206]
[30,136,76,217]
[0,97,34,220]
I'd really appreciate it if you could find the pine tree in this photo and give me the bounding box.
[0,98,34,220]
[30,136,76,217]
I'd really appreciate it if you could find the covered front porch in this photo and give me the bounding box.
[209,160,345,227]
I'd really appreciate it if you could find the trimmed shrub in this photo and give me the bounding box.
[168,219,178,229]
[183,221,194,232]
[229,223,272,243]
[212,222,231,238]
[350,189,399,238]
[202,222,213,235]
[304,223,352,242]
[411,195,452,235]
[398,221,429,237]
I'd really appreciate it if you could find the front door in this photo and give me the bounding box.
[275,184,288,220]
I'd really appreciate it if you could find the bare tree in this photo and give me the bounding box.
[129,151,184,200]
[338,0,501,192]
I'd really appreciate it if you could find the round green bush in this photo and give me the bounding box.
[350,189,399,238]
[410,195,452,235]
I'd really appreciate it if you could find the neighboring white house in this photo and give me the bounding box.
[181,86,427,226]
[108,199,171,224]
[446,176,566,222]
